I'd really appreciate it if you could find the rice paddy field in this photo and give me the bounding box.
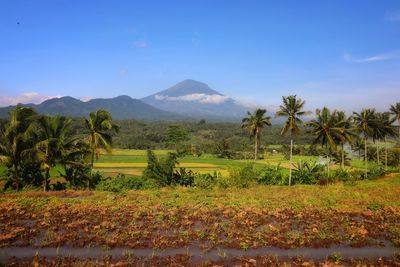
[92,149,372,178]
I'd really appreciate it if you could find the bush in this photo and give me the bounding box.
[194,173,218,189]
[228,164,258,188]
[172,168,195,186]
[96,174,158,192]
[334,169,353,182]
[59,164,92,189]
[257,165,285,185]
[367,166,386,179]
[292,160,324,184]
[143,150,178,186]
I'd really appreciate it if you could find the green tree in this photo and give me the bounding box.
[241,109,272,161]
[166,124,189,151]
[307,107,346,175]
[0,107,37,190]
[84,110,119,175]
[352,109,377,178]
[389,102,400,166]
[276,95,310,185]
[376,112,397,169]
[33,115,72,191]
[333,111,354,169]
[143,150,178,186]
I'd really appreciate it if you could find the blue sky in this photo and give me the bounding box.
[1,0,399,112]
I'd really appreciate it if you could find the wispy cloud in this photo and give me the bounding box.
[155,93,230,104]
[0,92,62,107]
[79,96,93,102]
[385,11,400,22]
[133,40,148,48]
[343,51,400,63]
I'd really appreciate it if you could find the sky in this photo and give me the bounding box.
[1,0,400,113]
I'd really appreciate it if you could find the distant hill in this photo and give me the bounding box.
[0,95,188,121]
[141,79,249,120]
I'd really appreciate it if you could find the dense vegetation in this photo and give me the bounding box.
[0,98,399,192]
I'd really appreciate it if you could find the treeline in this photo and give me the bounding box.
[109,120,315,151]
[241,96,400,184]
[0,107,118,191]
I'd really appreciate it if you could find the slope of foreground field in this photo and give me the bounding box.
[1,175,400,266]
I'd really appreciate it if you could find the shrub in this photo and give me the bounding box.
[367,166,386,179]
[59,164,92,189]
[292,160,324,184]
[172,168,195,186]
[194,173,217,189]
[216,175,230,189]
[228,164,258,188]
[334,169,353,182]
[257,165,284,185]
[143,150,178,186]
[96,174,158,192]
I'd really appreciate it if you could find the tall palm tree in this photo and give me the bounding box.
[276,95,310,185]
[306,107,345,175]
[33,115,71,191]
[352,109,377,178]
[84,110,119,173]
[389,102,400,166]
[241,109,272,161]
[334,111,354,169]
[377,112,397,170]
[0,107,37,191]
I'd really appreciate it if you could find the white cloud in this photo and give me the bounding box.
[0,92,62,107]
[344,51,400,63]
[133,40,147,48]
[79,96,93,102]
[155,93,230,104]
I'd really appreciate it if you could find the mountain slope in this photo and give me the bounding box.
[0,96,188,121]
[141,79,249,120]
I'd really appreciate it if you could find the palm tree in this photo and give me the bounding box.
[352,109,377,178]
[306,107,345,175]
[351,138,364,160]
[0,107,37,191]
[33,115,71,191]
[84,110,119,174]
[377,112,397,170]
[276,95,310,185]
[334,111,355,169]
[389,102,400,166]
[241,109,272,161]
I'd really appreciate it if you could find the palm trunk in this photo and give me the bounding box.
[364,137,368,179]
[43,169,49,192]
[89,147,95,189]
[289,138,293,186]
[385,137,388,171]
[14,163,19,191]
[376,143,380,165]
[254,132,258,162]
[327,155,330,176]
[341,143,345,169]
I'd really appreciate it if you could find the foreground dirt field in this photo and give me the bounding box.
[1,175,399,266]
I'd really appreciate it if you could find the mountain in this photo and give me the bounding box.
[141,79,249,120]
[0,95,188,121]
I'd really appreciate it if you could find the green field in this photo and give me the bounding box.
[91,149,385,178]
